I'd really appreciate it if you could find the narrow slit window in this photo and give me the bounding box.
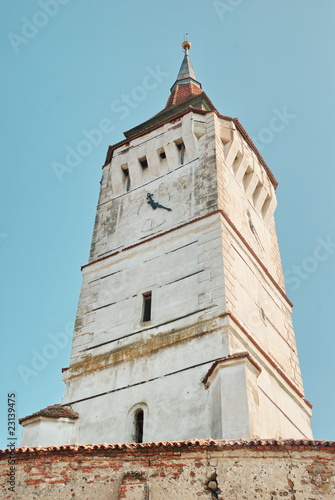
[121,164,130,192]
[142,291,152,322]
[176,141,185,165]
[135,409,144,443]
[139,156,148,169]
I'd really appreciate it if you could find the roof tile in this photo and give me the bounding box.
[165,83,204,109]
[19,404,79,424]
[1,439,334,456]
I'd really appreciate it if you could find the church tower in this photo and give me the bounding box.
[20,42,313,445]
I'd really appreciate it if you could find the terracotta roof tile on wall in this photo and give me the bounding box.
[19,404,79,424]
[1,439,335,456]
[202,352,262,385]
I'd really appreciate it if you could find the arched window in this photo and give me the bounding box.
[135,409,144,443]
[127,403,147,444]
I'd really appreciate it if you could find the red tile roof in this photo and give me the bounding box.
[165,83,204,109]
[19,404,79,424]
[1,439,334,456]
[202,352,262,385]
[103,50,278,190]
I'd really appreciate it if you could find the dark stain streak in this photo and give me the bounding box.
[92,301,117,312]
[161,269,203,287]
[89,269,122,284]
[86,305,214,350]
[62,353,225,407]
[165,240,197,254]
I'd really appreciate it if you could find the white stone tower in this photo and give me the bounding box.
[20,41,313,446]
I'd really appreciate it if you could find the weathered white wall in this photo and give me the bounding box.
[2,442,334,500]
[221,217,303,391]
[20,107,313,447]
[61,217,229,443]
[69,215,225,362]
[206,356,261,440]
[215,114,280,283]
[20,418,76,447]
[89,112,217,262]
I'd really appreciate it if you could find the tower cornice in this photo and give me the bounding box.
[104,107,278,190]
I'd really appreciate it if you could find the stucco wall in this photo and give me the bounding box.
[20,107,312,447]
[1,440,334,499]
[89,112,217,263]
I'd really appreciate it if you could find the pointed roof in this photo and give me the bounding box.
[19,404,79,424]
[170,42,202,93]
[106,42,277,190]
[164,40,212,111]
[124,40,216,138]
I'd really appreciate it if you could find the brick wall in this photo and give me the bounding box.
[1,440,334,499]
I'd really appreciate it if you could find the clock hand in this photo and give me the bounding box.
[146,193,157,208]
[146,193,172,211]
[156,202,172,212]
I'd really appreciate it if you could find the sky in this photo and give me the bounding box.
[0,0,334,449]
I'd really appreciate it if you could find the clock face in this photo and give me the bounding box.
[142,211,167,232]
[139,193,171,233]
[120,191,173,235]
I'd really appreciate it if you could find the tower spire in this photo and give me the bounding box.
[163,39,205,111]
[170,39,202,93]
[124,39,217,138]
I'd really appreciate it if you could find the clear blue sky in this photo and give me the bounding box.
[1,0,334,448]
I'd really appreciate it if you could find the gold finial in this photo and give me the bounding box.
[182,38,191,55]
[182,40,191,51]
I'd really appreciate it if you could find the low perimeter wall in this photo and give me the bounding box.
[1,439,334,499]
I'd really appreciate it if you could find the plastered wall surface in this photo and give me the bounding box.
[1,440,334,500]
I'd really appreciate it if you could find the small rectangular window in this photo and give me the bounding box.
[175,140,185,165]
[139,156,148,169]
[142,291,152,322]
[121,164,130,191]
[135,409,144,443]
[157,147,167,161]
